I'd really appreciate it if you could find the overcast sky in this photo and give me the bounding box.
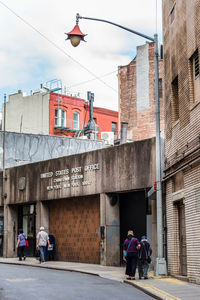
[0,0,162,111]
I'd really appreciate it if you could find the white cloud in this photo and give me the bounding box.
[0,0,162,110]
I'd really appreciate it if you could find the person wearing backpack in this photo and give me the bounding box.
[123,230,140,280]
[16,229,27,261]
[138,235,152,279]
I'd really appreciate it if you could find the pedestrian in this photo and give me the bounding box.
[123,230,140,280]
[138,235,152,279]
[16,229,27,261]
[36,226,50,264]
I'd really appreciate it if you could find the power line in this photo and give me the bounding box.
[67,70,117,89]
[0,1,117,93]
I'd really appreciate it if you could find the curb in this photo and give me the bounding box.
[0,261,99,277]
[124,280,181,300]
[0,261,180,300]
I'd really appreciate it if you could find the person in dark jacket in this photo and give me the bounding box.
[123,230,140,280]
[138,235,152,279]
[16,229,26,261]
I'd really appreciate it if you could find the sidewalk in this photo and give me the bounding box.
[0,258,200,300]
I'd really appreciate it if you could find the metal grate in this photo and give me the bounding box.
[194,52,199,78]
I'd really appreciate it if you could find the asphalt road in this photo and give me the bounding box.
[0,264,153,300]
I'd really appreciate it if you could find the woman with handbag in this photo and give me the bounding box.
[16,229,27,261]
[123,230,140,280]
[138,235,152,279]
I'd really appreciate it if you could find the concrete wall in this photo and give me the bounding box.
[136,44,149,111]
[3,92,49,135]
[3,138,155,204]
[0,131,105,169]
[1,138,156,262]
[100,193,120,266]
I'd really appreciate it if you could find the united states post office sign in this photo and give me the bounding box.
[40,163,100,192]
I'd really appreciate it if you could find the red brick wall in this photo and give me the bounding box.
[118,43,164,141]
[49,195,100,264]
[49,93,118,139]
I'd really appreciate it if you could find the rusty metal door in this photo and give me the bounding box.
[178,203,187,276]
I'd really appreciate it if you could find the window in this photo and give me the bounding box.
[172,76,179,122]
[55,109,66,127]
[190,50,200,103]
[158,79,163,98]
[170,4,176,24]
[112,122,117,139]
[73,112,79,130]
[194,51,199,78]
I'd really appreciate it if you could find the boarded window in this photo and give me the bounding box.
[159,79,163,98]
[172,76,179,122]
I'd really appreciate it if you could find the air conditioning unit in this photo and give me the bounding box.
[101,132,114,145]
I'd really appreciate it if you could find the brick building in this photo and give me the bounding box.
[163,0,200,283]
[4,87,118,141]
[118,42,164,141]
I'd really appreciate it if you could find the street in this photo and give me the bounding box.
[0,264,153,300]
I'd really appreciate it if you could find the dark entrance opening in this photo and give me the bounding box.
[18,204,36,256]
[119,190,146,264]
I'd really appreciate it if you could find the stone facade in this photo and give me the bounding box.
[0,139,156,265]
[163,0,200,283]
[118,42,164,141]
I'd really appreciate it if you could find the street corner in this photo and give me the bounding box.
[124,279,181,300]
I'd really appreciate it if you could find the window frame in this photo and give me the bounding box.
[55,108,66,127]
[112,122,117,139]
[73,112,79,130]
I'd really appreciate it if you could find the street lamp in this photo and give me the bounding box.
[66,13,167,276]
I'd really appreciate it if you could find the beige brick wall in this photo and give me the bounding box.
[163,0,200,283]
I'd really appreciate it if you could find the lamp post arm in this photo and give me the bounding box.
[77,14,154,42]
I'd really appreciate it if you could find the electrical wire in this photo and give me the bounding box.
[0,0,117,93]
[67,70,117,89]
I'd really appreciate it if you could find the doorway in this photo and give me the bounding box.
[119,191,146,263]
[178,202,187,276]
[18,204,36,256]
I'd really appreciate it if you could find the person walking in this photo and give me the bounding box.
[36,226,50,264]
[16,229,27,261]
[138,235,152,279]
[123,230,140,280]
